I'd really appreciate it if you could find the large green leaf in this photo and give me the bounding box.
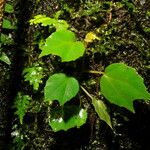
[44,73,79,105]
[39,30,85,62]
[92,98,112,128]
[49,105,87,132]
[100,63,150,112]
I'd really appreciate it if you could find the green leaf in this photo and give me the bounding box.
[29,15,69,30]
[0,33,14,45]
[14,93,31,124]
[92,98,112,128]
[54,20,69,31]
[39,30,85,62]
[30,15,53,26]
[100,63,150,112]
[5,3,14,13]
[2,19,16,29]
[23,66,44,90]
[122,0,137,12]
[49,105,87,132]
[143,27,150,33]
[44,73,79,105]
[0,52,11,65]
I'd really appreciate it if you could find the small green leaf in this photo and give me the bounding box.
[92,98,112,128]
[2,19,15,29]
[49,105,87,132]
[45,73,79,105]
[143,27,150,33]
[100,63,150,112]
[0,33,14,45]
[5,3,14,13]
[0,52,11,65]
[39,30,85,62]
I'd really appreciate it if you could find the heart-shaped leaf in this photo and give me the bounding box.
[39,30,85,62]
[44,73,79,105]
[100,63,150,112]
[92,98,112,128]
[49,105,87,132]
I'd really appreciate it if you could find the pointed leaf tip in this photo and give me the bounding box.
[92,98,112,128]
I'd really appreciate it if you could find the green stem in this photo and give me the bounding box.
[86,70,104,75]
[80,85,93,100]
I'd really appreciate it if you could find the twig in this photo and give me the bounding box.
[80,85,93,100]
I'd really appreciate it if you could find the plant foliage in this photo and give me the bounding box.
[0,2,15,64]
[0,33,14,45]
[100,63,150,112]
[2,18,15,29]
[27,11,150,132]
[0,52,11,65]
[49,105,87,132]
[14,93,31,124]
[92,98,112,128]
[23,65,44,90]
[29,14,69,30]
[45,73,79,105]
[5,3,14,13]
[39,29,85,62]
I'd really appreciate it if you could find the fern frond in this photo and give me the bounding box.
[29,14,69,30]
[22,65,44,90]
[14,93,31,124]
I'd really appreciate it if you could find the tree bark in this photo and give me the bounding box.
[0,0,5,32]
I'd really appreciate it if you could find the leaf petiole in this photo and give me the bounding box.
[86,70,104,75]
[80,85,93,100]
